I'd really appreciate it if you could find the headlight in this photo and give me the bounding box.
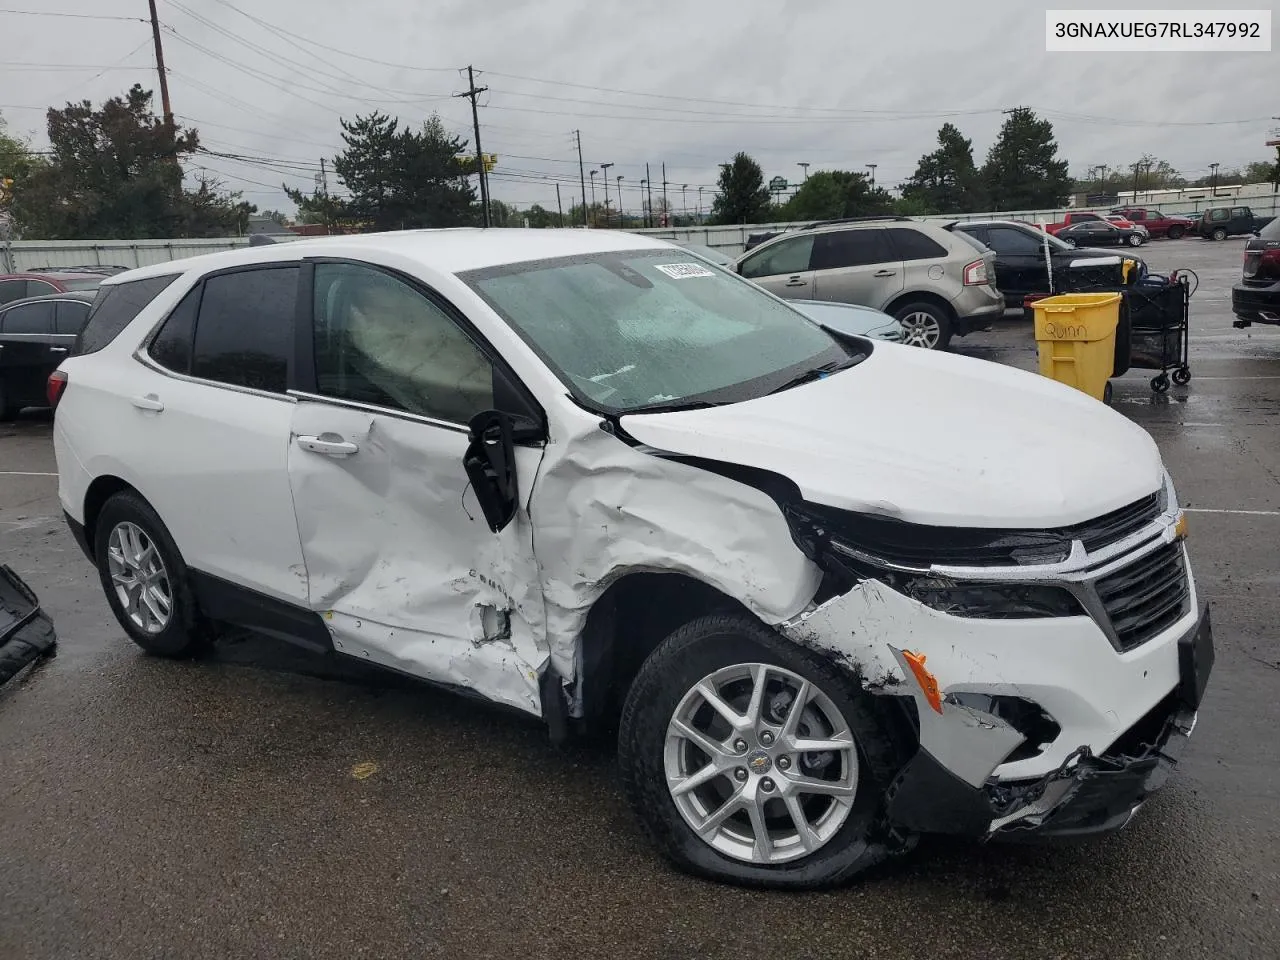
[878,573,1084,619]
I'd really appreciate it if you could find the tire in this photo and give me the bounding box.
[1172,366,1191,386]
[1127,234,1144,247]
[1167,227,1184,240]
[893,301,952,350]
[1151,374,1170,393]
[94,491,211,658]
[1063,237,1077,247]
[618,613,909,889]
[1211,228,1227,241]
[1103,381,1114,406]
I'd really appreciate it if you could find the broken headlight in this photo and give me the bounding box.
[878,573,1084,619]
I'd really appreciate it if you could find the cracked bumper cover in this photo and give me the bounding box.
[780,578,1213,839]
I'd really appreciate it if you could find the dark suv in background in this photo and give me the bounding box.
[0,291,95,419]
[1232,217,1280,328]
[0,271,105,306]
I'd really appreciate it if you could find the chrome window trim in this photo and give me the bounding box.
[285,389,471,435]
[132,346,295,403]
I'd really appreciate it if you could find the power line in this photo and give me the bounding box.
[0,8,148,22]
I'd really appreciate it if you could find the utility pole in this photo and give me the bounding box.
[600,162,614,227]
[1131,162,1141,201]
[698,185,705,220]
[867,163,877,188]
[798,162,809,182]
[681,184,688,220]
[456,66,490,227]
[574,130,587,227]
[147,0,173,124]
[645,163,654,227]
[1209,161,1220,195]
[661,163,668,219]
[617,174,625,226]
[589,169,597,207]
[556,183,563,227]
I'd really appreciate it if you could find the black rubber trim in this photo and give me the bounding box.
[189,570,332,654]
[63,511,94,564]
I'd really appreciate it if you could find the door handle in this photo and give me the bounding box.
[130,394,164,412]
[49,346,69,354]
[297,434,358,457]
[873,270,896,277]
[784,276,807,286]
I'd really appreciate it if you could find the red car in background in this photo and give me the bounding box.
[0,270,107,307]
[1043,211,1138,235]
[1110,208,1196,240]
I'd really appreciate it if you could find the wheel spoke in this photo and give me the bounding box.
[786,734,854,754]
[746,798,771,862]
[784,794,819,853]
[779,678,810,740]
[696,791,745,838]
[783,773,856,798]
[670,761,724,797]
[148,584,171,615]
[743,663,768,727]
[141,586,165,625]
[670,718,731,760]
[696,681,744,729]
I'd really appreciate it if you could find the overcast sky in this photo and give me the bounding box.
[2,1,1275,216]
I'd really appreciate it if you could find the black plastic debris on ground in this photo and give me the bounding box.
[0,564,57,685]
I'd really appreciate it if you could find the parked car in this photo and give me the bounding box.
[948,220,1146,309]
[25,264,131,276]
[788,299,906,342]
[0,271,105,306]
[50,230,1211,888]
[733,217,1001,349]
[1044,211,1110,235]
[672,240,736,267]
[1110,208,1195,240]
[1106,215,1147,239]
[1197,205,1276,241]
[1056,220,1146,248]
[0,291,94,419]
[1231,215,1280,328]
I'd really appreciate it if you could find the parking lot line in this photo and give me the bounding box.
[0,472,57,477]
[1184,508,1280,516]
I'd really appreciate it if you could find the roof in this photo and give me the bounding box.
[0,290,97,310]
[0,271,107,282]
[102,228,680,285]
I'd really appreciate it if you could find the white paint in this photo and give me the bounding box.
[1184,508,1280,516]
[0,472,58,477]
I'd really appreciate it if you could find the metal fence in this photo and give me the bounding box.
[1,237,255,273]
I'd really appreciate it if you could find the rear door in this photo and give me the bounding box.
[810,228,903,309]
[737,233,816,299]
[1230,207,1251,235]
[0,300,58,407]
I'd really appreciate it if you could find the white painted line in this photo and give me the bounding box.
[1184,508,1280,516]
[1184,376,1280,381]
[0,471,57,477]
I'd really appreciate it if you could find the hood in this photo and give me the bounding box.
[621,346,1163,529]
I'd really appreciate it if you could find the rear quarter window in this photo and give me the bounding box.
[75,274,180,355]
[886,227,949,261]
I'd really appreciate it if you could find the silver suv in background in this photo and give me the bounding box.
[733,217,1002,349]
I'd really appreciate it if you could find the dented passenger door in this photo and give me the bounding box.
[285,260,549,714]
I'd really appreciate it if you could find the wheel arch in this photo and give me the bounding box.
[883,290,958,322]
[82,475,144,556]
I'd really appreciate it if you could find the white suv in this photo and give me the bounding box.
[51,229,1212,888]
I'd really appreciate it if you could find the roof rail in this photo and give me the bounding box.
[800,215,912,230]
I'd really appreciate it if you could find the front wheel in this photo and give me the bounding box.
[1063,237,1077,247]
[94,491,211,658]
[618,614,908,889]
[1212,227,1228,241]
[894,302,952,350]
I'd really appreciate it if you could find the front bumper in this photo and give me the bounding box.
[885,606,1211,839]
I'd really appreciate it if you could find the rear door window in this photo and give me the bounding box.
[1231,207,1250,219]
[190,266,299,393]
[54,301,91,335]
[885,227,948,261]
[148,287,201,374]
[811,229,896,270]
[0,301,55,334]
[0,280,30,305]
[76,274,179,355]
[986,227,1044,255]
[1208,209,1229,222]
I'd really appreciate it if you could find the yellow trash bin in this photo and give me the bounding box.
[1032,292,1122,403]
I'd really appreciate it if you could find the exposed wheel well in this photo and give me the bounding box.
[884,291,957,322]
[82,475,138,555]
[576,572,748,733]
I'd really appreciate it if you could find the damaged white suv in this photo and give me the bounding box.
[51,229,1213,888]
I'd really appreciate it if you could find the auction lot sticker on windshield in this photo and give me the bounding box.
[654,262,716,279]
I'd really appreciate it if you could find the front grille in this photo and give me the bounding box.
[1096,543,1189,651]
[1063,493,1161,553]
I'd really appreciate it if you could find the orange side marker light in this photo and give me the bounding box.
[902,650,943,714]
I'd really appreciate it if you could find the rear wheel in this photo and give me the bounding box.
[618,613,908,889]
[94,491,211,658]
[894,302,952,350]
[1167,226,1184,240]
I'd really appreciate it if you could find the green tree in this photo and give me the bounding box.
[0,112,43,228]
[289,112,476,231]
[524,203,559,228]
[708,152,771,224]
[778,170,894,221]
[487,199,516,227]
[10,85,251,239]
[901,123,987,213]
[893,194,937,216]
[260,208,290,226]
[567,201,610,228]
[981,108,1071,210]
[1245,158,1280,185]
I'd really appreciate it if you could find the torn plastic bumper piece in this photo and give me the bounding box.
[886,606,1212,839]
[0,564,58,685]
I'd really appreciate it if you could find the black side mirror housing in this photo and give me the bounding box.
[465,410,521,533]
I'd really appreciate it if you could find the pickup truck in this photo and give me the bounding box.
[1044,211,1136,235]
[1110,207,1195,240]
[1197,205,1277,241]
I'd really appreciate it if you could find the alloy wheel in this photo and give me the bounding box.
[664,662,858,865]
[899,311,942,349]
[107,521,173,634]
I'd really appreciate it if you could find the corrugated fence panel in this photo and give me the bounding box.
[8,238,249,272]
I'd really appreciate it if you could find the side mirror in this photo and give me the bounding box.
[464,410,520,533]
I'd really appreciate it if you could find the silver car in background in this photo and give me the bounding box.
[732,217,1002,350]
[789,299,905,342]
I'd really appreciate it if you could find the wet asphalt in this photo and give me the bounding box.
[1,239,1277,960]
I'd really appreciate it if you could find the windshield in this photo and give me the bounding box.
[463,249,850,413]
[675,242,735,266]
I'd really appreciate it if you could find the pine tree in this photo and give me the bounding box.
[708,153,771,225]
[981,108,1071,211]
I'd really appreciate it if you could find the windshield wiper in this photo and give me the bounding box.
[767,358,854,395]
[624,398,723,415]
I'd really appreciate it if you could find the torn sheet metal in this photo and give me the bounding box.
[287,401,548,715]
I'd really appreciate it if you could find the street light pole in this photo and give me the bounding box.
[698,186,705,220]
[640,178,649,227]
[681,184,688,221]
[600,162,613,228]
[617,175,624,227]
[797,162,809,182]
[589,169,597,207]
[1209,161,1220,195]
[866,163,877,188]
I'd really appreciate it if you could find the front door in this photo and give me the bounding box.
[986,225,1053,301]
[0,299,59,409]
[810,228,904,310]
[286,260,548,715]
[737,233,817,299]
